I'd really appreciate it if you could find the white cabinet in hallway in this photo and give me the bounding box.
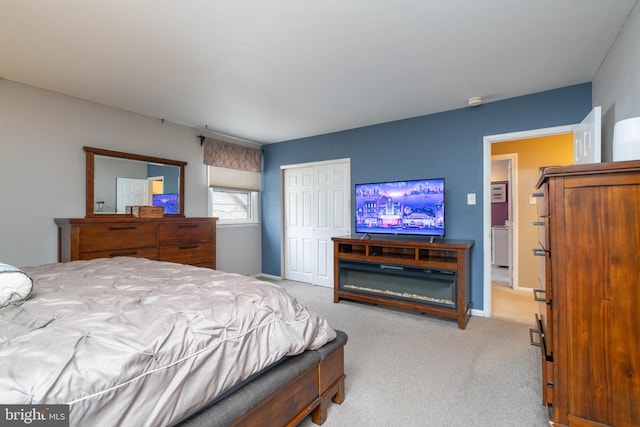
[491,226,509,267]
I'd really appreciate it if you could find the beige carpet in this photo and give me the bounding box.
[267,278,549,427]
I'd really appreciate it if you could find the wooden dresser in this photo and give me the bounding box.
[55,217,217,269]
[532,160,640,426]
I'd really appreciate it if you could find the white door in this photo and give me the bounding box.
[574,106,602,164]
[284,168,314,283]
[283,160,350,287]
[312,163,350,287]
[116,178,149,213]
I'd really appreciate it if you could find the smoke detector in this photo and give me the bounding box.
[468,97,482,107]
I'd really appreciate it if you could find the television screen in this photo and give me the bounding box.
[355,178,445,237]
[152,193,179,214]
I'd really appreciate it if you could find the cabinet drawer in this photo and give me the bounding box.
[158,222,213,245]
[544,302,553,356]
[80,247,159,260]
[533,217,549,251]
[534,183,549,217]
[79,223,158,252]
[544,358,554,408]
[159,242,214,265]
[533,314,554,408]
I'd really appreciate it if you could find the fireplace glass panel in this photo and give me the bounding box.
[338,261,457,309]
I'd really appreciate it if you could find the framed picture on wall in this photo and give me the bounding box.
[491,183,506,203]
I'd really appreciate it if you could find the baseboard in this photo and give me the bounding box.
[257,273,282,281]
[471,308,486,317]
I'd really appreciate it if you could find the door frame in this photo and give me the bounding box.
[491,153,517,289]
[280,158,351,285]
[482,124,575,317]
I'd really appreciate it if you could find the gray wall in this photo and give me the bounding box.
[593,1,640,161]
[0,80,261,275]
[94,156,148,213]
[216,224,262,275]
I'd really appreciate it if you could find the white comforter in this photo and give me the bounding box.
[0,257,336,427]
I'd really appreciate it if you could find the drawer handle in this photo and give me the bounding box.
[533,288,546,302]
[380,264,404,270]
[532,221,545,227]
[531,192,544,198]
[532,248,548,256]
[108,251,137,257]
[178,224,199,229]
[108,226,137,231]
[178,245,199,250]
[529,328,541,347]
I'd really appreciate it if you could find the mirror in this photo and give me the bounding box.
[84,146,186,217]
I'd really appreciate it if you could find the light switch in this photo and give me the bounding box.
[467,193,476,205]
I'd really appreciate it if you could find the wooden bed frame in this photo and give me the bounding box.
[177,330,347,427]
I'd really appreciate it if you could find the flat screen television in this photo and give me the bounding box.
[355,178,445,237]
[152,193,180,214]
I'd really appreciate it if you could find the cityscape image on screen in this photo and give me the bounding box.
[152,193,179,214]
[355,178,445,237]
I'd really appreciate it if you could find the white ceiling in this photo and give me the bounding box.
[1,1,636,144]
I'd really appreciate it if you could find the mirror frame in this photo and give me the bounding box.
[84,146,187,217]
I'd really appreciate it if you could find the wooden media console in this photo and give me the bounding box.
[332,236,473,329]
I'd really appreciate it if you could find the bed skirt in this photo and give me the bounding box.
[176,330,348,427]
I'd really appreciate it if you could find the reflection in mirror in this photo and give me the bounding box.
[84,146,186,217]
[94,156,181,213]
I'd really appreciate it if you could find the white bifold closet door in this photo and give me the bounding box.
[284,160,350,287]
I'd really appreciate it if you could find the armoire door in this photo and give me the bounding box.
[283,160,350,287]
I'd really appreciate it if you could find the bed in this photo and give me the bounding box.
[0,257,346,426]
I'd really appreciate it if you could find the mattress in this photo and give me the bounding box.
[0,257,336,427]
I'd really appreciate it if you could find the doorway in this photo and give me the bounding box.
[482,125,575,318]
[490,154,516,289]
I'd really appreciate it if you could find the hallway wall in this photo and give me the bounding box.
[491,133,573,288]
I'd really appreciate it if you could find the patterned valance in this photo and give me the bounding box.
[203,138,262,172]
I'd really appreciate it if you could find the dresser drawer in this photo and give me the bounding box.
[158,221,213,245]
[534,183,549,217]
[544,300,553,356]
[533,217,549,251]
[159,242,214,265]
[80,247,159,260]
[533,314,554,408]
[79,223,159,252]
[56,217,216,267]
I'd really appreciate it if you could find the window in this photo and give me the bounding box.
[208,187,259,224]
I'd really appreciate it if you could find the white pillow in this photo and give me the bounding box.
[0,262,33,308]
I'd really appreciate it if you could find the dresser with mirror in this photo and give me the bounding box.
[56,146,217,268]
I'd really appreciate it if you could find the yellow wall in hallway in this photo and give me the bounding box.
[491,133,573,288]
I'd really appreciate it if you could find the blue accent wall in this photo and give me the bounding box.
[262,83,592,310]
[147,164,180,193]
